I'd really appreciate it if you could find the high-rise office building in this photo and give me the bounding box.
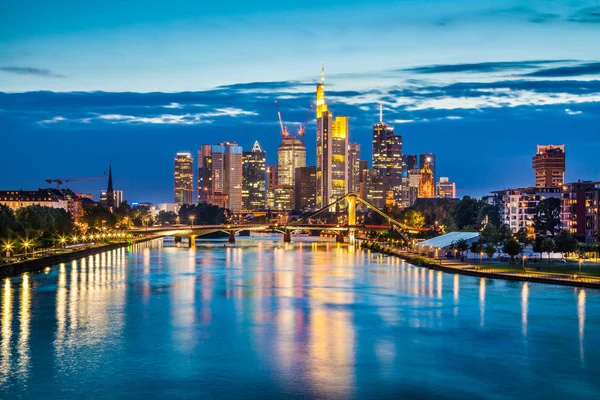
[174,152,194,206]
[211,142,243,212]
[266,166,278,209]
[419,153,436,194]
[436,177,456,199]
[402,154,417,172]
[348,143,361,194]
[372,104,403,205]
[316,64,349,208]
[359,160,369,200]
[242,141,266,210]
[114,190,123,208]
[533,144,565,187]
[407,169,421,206]
[197,145,213,203]
[277,136,306,186]
[418,158,435,199]
[295,166,317,212]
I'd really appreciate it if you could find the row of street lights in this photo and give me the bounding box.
[3,232,130,258]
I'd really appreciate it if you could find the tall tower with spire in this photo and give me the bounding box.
[106,162,115,209]
[315,63,349,208]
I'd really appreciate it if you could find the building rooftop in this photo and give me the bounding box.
[416,231,480,250]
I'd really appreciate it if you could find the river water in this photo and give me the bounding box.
[0,238,599,399]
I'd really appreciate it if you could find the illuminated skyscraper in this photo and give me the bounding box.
[348,143,361,194]
[242,141,266,210]
[174,152,194,206]
[197,145,213,203]
[533,144,565,187]
[436,177,456,199]
[372,104,403,205]
[278,135,306,186]
[295,166,317,212]
[211,142,243,212]
[316,64,349,208]
[419,153,436,194]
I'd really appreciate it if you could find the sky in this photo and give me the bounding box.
[1,0,600,203]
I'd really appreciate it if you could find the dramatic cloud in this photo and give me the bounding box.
[405,60,573,75]
[565,108,583,115]
[524,62,600,77]
[568,7,600,24]
[0,66,65,78]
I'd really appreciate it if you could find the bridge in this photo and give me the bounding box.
[130,193,427,246]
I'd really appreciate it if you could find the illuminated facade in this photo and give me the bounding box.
[211,142,243,212]
[561,181,600,243]
[316,64,349,208]
[436,177,456,199]
[197,145,213,203]
[407,169,421,206]
[418,159,434,199]
[419,153,436,195]
[278,136,306,186]
[0,189,82,221]
[295,166,317,212]
[242,141,266,210]
[372,109,403,206]
[533,144,565,187]
[174,152,194,206]
[348,143,361,194]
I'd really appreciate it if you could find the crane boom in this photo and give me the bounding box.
[297,104,313,143]
[45,176,107,190]
[274,100,287,137]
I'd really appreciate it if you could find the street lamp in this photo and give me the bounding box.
[4,242,12,258]
[190,215,196,229]
[22,240,31,257]
[59,236,67,248]
[522,255,527,272]
[480,251,484,265]
[579,257,583,274]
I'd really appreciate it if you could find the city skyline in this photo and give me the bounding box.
[2,1,600,203]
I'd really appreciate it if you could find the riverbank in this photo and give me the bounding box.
[361,241,600,289]
[0,235,156,279]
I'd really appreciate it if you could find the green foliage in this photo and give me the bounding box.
[157,210,178,225]
[554,230,579,255]
[541,237,556,258]
[485,243,496,259]
[81,205,117,229]
[455,238,469,255]
[131,205,153,227]
[398,209,425,228]
[0,204,17,238]
[480,224,500,244]
[477,203,501,228]
[179,203,230,225]
[515,228,531,245]
[450,196,483,231]
[503,238,522,261]
[534,198,562,236]
[533,236,545,258]
[470,241,483,255]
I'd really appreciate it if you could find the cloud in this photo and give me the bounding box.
[0,66,65,78]
[565,108,582,115]
[405,60,569,75]
[568,7,600,24]
[163,102,182,109]
[524,62,600,77]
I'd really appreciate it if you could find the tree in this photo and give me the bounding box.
[399,209,425,228]
[81,205,116,229]
[470,241,483,255]
[485,243,496,260]
[533,236,545,259]
[455,238,469,258]
[534,198,561,236]
[554,230,579,257]
[542,237,556,260]
[480,224,499,245]
[503,238,522,262]
[157,210,178,225]
[0,204,17,238]
[450,197,483,230]
[515,228,531,246]
[477,203,501,228]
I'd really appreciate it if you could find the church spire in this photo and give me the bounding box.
[106,162,115,209]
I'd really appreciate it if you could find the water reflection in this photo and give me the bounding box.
[0,279,12,384]
[17,274,30,380]
[479,278,486,327]
[578,289,586,361]
[521,283,529,337]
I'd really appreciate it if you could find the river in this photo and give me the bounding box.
[0,238,599,399]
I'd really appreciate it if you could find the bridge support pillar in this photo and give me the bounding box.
[174,236,182,244]
[188,235,196,248]
[336,234,345,243]
[283,230,292,243]
[347,194,357,227]
[228,231,236,244]
[349,228,356,245]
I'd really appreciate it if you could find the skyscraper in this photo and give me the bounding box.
[106,163,115,209]
[211,142,243,212]
[174,152,194,206]
[295,166,317,212]
[402,154,417,172]
[316,64,349,208]
[197,145,213,203]
[533,144,565,187]
[372,104,403,204]
[278,135,306,186]
[242,141,266,210]
[348,143,361,194]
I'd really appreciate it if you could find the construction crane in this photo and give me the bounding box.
[274,100,288,137]
[45,176,107,190]
[297,104,313,143]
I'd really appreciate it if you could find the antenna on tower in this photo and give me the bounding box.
[321,62,325,84]
[379,102,383,123]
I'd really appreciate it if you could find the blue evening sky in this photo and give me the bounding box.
[1,0,600,203]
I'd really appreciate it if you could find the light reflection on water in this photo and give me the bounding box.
[0,239,599,399]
